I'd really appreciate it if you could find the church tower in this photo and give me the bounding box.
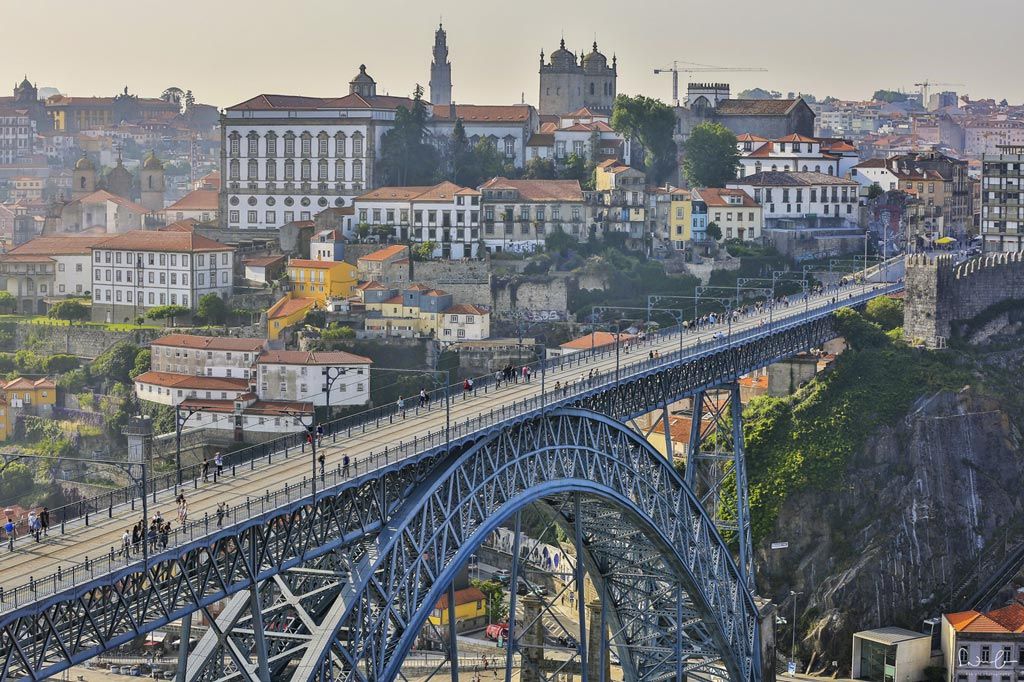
[140,150,165,212]
[429,23,452,106]
[72,154,96,199]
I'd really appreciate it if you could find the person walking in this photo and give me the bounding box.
[201,458,210,483]
[397,396,406,418]
[27,510,40,543]
[147,522,158,553]
[342,454,351,477]
[316,424,324,447]
[318,452,326,480]
[159,523,169,550]
[39,507,49,537]
[4,517,16,551]
[216,502,226,528]
[121,528,131,558]
[131,523,141,554]
[214,451,224,479]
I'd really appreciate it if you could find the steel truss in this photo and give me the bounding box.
[0,314,840,682]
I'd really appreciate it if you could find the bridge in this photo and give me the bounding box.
[0,273,903,682]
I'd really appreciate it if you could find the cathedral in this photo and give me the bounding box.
[538,39,617,116]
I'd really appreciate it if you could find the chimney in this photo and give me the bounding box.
[450,102,456,120]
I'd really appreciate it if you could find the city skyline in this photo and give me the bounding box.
[2,0,1020,109]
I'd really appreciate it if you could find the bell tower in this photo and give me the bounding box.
[429,23,452,106]
[140,150,165,212]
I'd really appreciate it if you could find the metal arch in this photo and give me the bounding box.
[294,408,760,682]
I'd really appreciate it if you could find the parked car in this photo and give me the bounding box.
[491,569,511,585]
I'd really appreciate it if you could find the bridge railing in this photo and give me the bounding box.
[0,282,903,612]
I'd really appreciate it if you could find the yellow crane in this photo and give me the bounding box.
[653,61,767,106]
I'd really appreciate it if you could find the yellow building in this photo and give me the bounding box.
[2,377,57,412]
[429,587,487,629]
[0,398,12,441]
[266,295,316,341]
[695,187,763,242]
[359,283,455,338]
[669,188,693,249]
[287,259,357,305]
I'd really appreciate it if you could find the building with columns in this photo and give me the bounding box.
[538,40,617,116]
[429,24,452,106]
[220,65,416,232]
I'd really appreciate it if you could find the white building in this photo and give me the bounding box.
[148,335,267,380]
[980,146,1024,252]
[428,104,538,168]
[849,158,903,191]
[0,234,105,304]
[736,134,839,178]
[176,394,314,436]
[850,627,933,682]
[353,181,481,259]
[163,188,219,224]
[221,65,416,231]
[941,602,1024,682]
[60,190,152,234]
[728,171,860,228]
[439,304,490,341]
[479,178,586,252]
[89,230,235,323]
[526,108,629,164]
[256,350,372,408]
[133,371,251,407]
[0,108,33,165]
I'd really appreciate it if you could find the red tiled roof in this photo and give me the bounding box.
[160,219,199,232]
[95,230,234,252]
[444,304,488,315]
[526,133,554,147]
[731,171,857,187]
[133,371,250,391]
[774,133,818,143]
[736,133,769,143]
[945,603,1024,633]
[431,104,533,123]
[695,187,759,208]
[383,295,404,304]
[227,93,415,112]
[165,189,219,212]
[266,297,314,320]
[0,254,53,263]
[356,280,387,290]
[151,335,266,352]
[68,190,151,215]
[258,350,372,365]
[357,182,473,203]
[434,587,486,610]
[7,235,113,256]
[244,255,285,268]
[479,177,583,202]
[2,377,56,391]
[560,331,636,351]
[715,99,801,116]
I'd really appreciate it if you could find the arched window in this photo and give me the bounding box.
[334,132,346,157]
[802,165,808,172]
[79,176,86,189]
[814,165,821,173]
[284,159,294,181]
[828,167,834,176]
[248,159,258,180]
[335,159,345,181]
[317,132,329,157]
[266,160,277,181]
[318,159,329,181]
[300,159,311,181]
[770,164,778,172]
[229,159,240,180]
[352,159,363,181]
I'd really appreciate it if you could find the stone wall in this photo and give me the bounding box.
[15,324,162,359]
[412,259,492,306]
[493,276,574,321]
[904,251,1024,347]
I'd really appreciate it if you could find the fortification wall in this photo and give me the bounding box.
[904,252,1024,346]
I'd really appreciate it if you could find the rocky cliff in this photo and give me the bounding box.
[749,308,1024,674]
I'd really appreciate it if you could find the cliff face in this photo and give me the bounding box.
[757,386,1024,672]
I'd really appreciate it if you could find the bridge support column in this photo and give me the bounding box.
[520,595,545,682]
[587,599,608,682]
[684,384,754,591]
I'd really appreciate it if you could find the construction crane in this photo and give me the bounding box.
[913,80,964,105]
[653,61,768,106]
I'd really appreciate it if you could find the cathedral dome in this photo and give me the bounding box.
[349,65,377,97]
[142,151,164,171]
[549,39,577,68]
[74,154,95,171]
[582,42,608,71]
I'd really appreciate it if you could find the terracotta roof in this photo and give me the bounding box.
[560,331,636,351]
[774,133,818,143]
[423,289,448,297]
[444,304,489,315]
[526,133,554,147]
[133,371,250,391]
[945,603,1024,633]
[67,190,151,215]
[356,182,474,203]
[95,230,234,253]
[539,122,558,133]
[356,280,387,290]
[406,283,430,291]
[266,297,315,320]
[7,235,111,256]
[3,377,56,391]
[715,99,801,116]
[383,294,404,304]
[151,335,266,352]
[479,177,583,202]
[746,143,774,158]
[731,171,857,187]
[736,133,769,143]
[165,189,219,212]
[288,258,350,269]
[227,93,415,112]
[258,350,372,365]
[160,219,199,232]
[435,587,486,610]
[0,254,54,263]
[565,106,600,118]
[695,187,759,208]
[987,602,1024,632]
[431,104,533,123]
[244,255,285,268]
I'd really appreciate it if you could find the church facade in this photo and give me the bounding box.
[538,40,617,116]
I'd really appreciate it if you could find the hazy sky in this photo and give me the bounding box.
[2,0,1018,109]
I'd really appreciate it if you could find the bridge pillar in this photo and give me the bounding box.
[520,595,545,682]
[587,599,608,682]
[684,384,754,591]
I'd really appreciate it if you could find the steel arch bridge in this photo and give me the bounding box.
[0,293,869,682]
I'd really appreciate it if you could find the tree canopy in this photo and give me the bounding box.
[47,299,89,322]
[377,85,439,186]
[682,122,739,188]
[0,291,15,314]
[196,293,228,325]
[146,305,190,326]
[872,89,909,104]
[611,95,678,185]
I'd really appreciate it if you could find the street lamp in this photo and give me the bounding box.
[284,408,318,501]
[790,590,803,672]
[586,316,622,383]
[174,405,201,487]
[322,366,349,418]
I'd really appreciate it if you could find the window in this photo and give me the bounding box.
[318,134,328,157]
[318,159,329,181]
[284,134,295,156]
[301,135,312,157]
[248,210,258,223]
[335,159,345,181]
[981,646,991,663]
[266,134,277,156]
[335,133,346,157]
[265,160,276,181]
[353,133,363,156]
[229,159,240,180]
[353,159,363,181]
[301,159,311,181]
[504,138,515,157]
[248,135,258,156]
[229,136,240,156]
[266,210,276,223]
[284,159,295,181]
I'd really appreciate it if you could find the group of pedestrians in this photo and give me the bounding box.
[201,451,225,483]
[2,507,51,552]
[122,510,172,558]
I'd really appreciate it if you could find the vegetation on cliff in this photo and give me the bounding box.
[743,303,969,543]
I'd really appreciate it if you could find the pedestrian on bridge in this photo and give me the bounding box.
[121,528,131,558]
[27,510,40,543]
[216,502,226,528]
[202,459,210,483]
[342,454,351,477]
[316,424,324,447]
[40,507,49,537]
[3,517,15,552]
[131,524,141,554]
[159,523,169,550]
[318,452,326,479]
[397,396,406,418]
[215,451,224,479]
[147,521,157,552]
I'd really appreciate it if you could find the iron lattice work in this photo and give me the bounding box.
[0,313,842,681]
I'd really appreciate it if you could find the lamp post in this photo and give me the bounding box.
[174,405,200,487]
[593,305,686,357]
[284,408,318,501]
[586,316,622,383]
[322,366,349,418]
[790,590,803,672]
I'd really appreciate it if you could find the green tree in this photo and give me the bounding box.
[146,304,190,326]
[524,157,557,180]
[448,119,475,186]
[47,299,89,322]
[58,368,91,393]
[377,85,439,186]
[872,89,908,103]
[705,222,723,241]
[610,94,678,184]
[411,241,437,260]
[0,461,34,502]
[462,139,514,187]
[196,293,228,325]
[866,183,884,199]
[545,225,576,255]
[558,153,595,189]
[91,342,142,386]
[0,291,15,314]
[863,296,903,331]
[43,354,79,374]
[682,122,739,188]
[737,88,782,100]
[130,349,151,379]
[470,579,509,624]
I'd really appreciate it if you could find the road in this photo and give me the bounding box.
[0,280,898,609]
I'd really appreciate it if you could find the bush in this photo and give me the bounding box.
[146,305,190,325]
[91,342,141,386]
[47,300,89,322]
[195,293,228,325]
[43,354,79,374]
[863,297,903,331]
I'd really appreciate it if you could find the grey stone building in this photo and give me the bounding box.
[538,40,617,116]
[674,83,815,141]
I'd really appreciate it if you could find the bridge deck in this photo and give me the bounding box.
[0,281,900,613]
